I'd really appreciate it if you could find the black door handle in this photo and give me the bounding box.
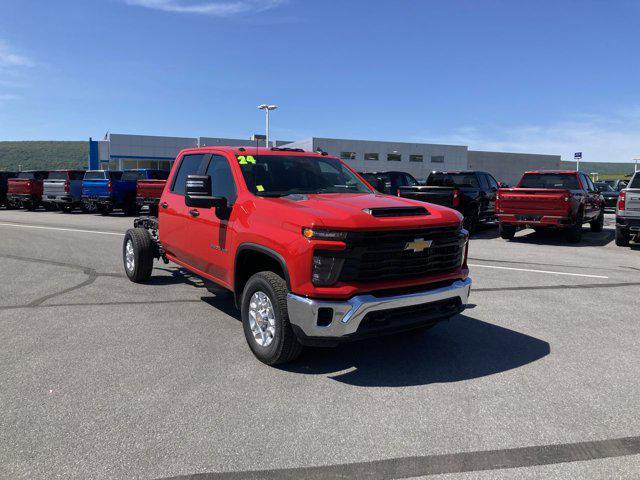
[188,209,199,217]
[160,202,168,209]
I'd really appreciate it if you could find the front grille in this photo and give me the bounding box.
[335,226,465,283]
[357,297,462,334]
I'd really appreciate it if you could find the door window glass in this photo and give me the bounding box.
[478,174,490,190]
[171,154,205,195]
[205,155,237,204]
[486,174,499,190]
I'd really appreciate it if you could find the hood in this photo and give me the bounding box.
[260,192,462,230]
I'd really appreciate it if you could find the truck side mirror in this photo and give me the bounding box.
[185,174,226,209]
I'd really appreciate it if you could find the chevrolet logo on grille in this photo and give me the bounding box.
[404,238,433,253]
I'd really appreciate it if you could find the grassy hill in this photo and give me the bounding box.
[0,141,88,171]
[560,160,636,179]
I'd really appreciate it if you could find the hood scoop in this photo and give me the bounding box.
[363,206,430,217]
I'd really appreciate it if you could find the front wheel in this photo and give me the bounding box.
[590,210,604,232]
[499,224,516,240]
[241,271,303,366]
[123,228,155,283]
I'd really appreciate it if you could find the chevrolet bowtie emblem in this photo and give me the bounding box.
[405,238,433,252]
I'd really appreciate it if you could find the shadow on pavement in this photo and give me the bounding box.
[283,314,550,387]
[509,228,614,247]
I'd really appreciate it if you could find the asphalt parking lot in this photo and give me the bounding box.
[1,210,640,480]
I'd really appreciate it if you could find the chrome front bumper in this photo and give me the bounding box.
[286,278,472,338]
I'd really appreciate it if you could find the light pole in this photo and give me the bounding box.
[257,104,278,148]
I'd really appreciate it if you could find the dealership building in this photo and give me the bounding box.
[89,133,560,185]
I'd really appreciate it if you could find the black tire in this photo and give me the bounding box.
[463,206,479,234]
[590,210,604,232]
[81,201,96,213]
[123,200,138,216]
[123,228,155,283]
[98,205,112,216]
[566,222,583,243]
[241,271,303,366]
[25,202,36,211]
[615,227,630,247]
[499,223,516,240]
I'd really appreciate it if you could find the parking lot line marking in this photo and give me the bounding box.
[468,263,609,279]
[0,222,124,236]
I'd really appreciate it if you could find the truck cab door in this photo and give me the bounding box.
[484,174,499,217]
[580,173,599,220]
[187,154,238,286]
[476,173,491,218]
[158,153,209,265]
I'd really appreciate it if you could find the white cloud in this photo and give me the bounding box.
[0,41,33,68]
[428,110,640,163]
[124,0,286,16]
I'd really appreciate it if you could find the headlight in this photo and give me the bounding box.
[302,228,348,241]
[312,255,345,286]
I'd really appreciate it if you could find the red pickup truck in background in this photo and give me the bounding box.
[496,170,604,243]
[123,147,471,365]
[7,171,52,211]
[135,169,169,215]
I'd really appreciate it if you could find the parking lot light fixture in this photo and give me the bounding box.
[257,104,278,148]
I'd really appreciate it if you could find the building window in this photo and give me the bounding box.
[387,153,401,162]
[364,153,379,161]
[340,152,357,160]
[431,155,445,163]
[409,155,423,162]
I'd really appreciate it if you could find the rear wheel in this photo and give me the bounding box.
[123,228,155,283]
[98,205,112,216]
[590,210,604,232]
[615,227,630,247]
[241,271,303,366]
[566,218,583,243]
[499,223,516,240]
[463,206,479,234]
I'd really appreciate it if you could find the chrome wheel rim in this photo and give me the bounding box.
[125,240,135,272]
[248,291,276,347]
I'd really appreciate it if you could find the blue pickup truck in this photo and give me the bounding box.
[81,170,134,215]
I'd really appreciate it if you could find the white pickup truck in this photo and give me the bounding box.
[615,172,640,247]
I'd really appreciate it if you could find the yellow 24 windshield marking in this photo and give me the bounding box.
[237,155,256,165]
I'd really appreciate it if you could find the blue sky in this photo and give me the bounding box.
[0,0,639,162]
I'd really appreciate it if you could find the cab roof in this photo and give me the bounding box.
[178,146,330,157]
[523,170,580,175]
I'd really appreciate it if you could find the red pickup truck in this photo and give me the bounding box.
[496,170,604,243]
[7,171,51,210]
[122,147,472,365]
[136,169,169,215]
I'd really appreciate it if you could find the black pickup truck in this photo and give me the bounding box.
[398,171,500,232]
[359,171,421,196]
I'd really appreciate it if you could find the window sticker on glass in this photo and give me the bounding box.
[237,155,256,165]
[256,185,265,192]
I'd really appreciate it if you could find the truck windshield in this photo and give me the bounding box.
[519,173,580,189]
[84,171,106,180]
[594,182,614,192]
[48,172,69,181]
[427,173,479,188]
[238,155,372,196]
[148,170,169,180]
